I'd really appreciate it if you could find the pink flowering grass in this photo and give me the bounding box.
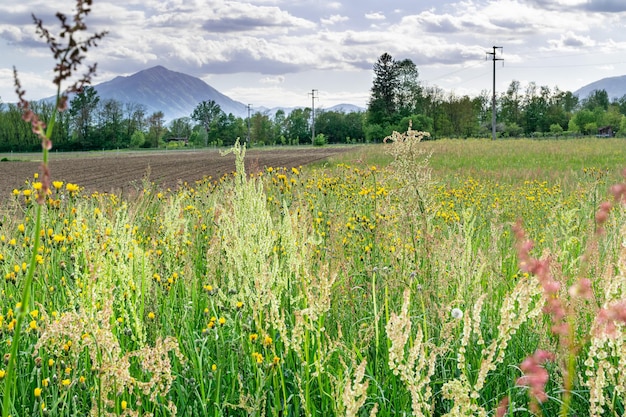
[504,171,626,417]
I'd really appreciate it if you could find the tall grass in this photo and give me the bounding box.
[2,128,626,415]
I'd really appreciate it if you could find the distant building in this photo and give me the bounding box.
[597,126,614,138]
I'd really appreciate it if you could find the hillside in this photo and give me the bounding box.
[574,75,626,100]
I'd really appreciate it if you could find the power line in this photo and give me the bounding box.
[426,60,486,82]
[508,60,626,69]
[486,46,503,141]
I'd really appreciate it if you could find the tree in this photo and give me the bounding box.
[286,108,311,144]
[191,100,224,147]
[97,98,124,148]
[69,85,100,148]
[169,117,192,140]
[146,111,166,148]
[212,113,245,146]
[273,109,287,143]
[500,80,523,128]
[582,89,609,111]
[250,112,273,145]
[395,58,421,117]
[521,83,550,134]
[124,102,147,140]
[130,130,145,148]
[367,52,399,126]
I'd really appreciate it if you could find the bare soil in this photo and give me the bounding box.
[0,146,353,201]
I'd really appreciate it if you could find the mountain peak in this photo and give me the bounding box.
[92,66,247,120]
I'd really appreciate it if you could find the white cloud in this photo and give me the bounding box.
[3,0,626,106]
[260,75,285,84]
[364,12,385,20]
[321,14,349,25]
[547,31,596,49]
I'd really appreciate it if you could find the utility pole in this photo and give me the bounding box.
[486,46,503,140]
[309,89,318,144]
[246,104,252,145]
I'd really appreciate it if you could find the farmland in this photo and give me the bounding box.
[0,147,352,202]
[2,137,626,416]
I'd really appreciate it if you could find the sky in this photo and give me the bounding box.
[1,0,626,111]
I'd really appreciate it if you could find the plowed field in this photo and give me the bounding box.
[0,146,354,201]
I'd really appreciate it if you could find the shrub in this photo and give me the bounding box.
[313,133,327,146]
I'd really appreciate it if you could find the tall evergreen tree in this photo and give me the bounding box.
[367,52,399,126]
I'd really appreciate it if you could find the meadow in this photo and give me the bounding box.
[1,133,626,416]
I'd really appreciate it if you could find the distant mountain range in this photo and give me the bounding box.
[79,65,364,121]
[574,75,626,100]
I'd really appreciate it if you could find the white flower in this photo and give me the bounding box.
[451,308,464,320]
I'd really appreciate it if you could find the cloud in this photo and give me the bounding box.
[260,75,285,84]
[201,2,316,33]
[584,0,626,12]
[548,31,596,49]
[321,14,349,25]
[364,12,385,20]
[405,11,461,33]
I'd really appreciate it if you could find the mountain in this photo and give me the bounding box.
[256,103,365,117]
[574,75,626,100]
[92,66,248,120]
[326,103,364,113]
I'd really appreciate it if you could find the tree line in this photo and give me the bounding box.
[0,86,367,152]
[365,52,626,140]
[2,54,626,152]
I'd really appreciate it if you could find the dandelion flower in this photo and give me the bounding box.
[34,387,42,398]
[66,183,79,193]
[0,369,5,379]
[451,308,464,320]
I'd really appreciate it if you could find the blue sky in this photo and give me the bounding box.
[1,0,626,110]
